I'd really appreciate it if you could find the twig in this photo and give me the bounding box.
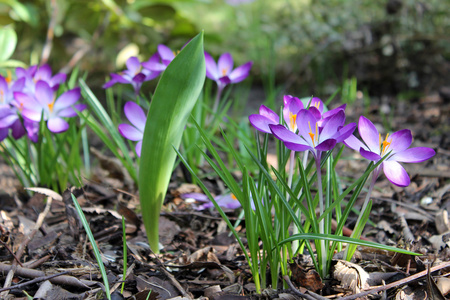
[282,275,328,300]
[0,263,96,289]
[338,261,450,300]
[0,239,23,267]
[41,0,58,64]
[0,271,70,292]
[1,195,53,298]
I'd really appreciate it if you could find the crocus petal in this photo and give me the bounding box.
[124,102,146,131]
[182,193,209,202]
[110,73,130,84]
[217,53,233,77]
[259,105,279,123]
[58,104,86,117]
[270,124,304,145]
[0,128,7,142]
[22,109,43,122]
[216,194,241,209]
[50,73,67,86]
[358,116,380,154]
[132,73,146,83]
[103,79,117,89]
[335,122,356,143]
[118,123,143,141]
[53,88,81,111]
[11,120,26,140]
[204,52,219,80]
[388,129,412,154]
[0,76,7,91]
[296,109,318,148]
[35,64,51,81]
[283,96,303,125]
[390,147,435,163]
[35,80,54,105]
[284,142,312,152]
[308,106,322,120]
[0,114,18,128]
[48,117,69,133]
[135,140,142,157]
[344,134,367,151]
[142,53,166,72]
[383,160,410,187]
[126,57,141,74]
[319,110,345,142]
[309,97,324,113]
[229,61,252,83]
[315,139,337,151]
[360,148,382,161]
[249,114,278,134]
[158,44,175,61]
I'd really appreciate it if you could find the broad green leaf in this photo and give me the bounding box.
[0,26,17,62]
[139,32,205,253]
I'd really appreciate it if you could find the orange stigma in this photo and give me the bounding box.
[379,133,392,155]
[231,194,237,200]
[308,121,318,147]
[48,97,56,112]
[221,68,228,76]
[5,70,12,83]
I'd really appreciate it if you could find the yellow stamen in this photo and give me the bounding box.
[289,112,297,131]
[314,101,320,109]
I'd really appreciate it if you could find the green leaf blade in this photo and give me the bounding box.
[139,32,206,252]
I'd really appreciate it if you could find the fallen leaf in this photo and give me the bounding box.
[333,260,369,294]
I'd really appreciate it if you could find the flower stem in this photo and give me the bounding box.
[292,151,308,254]
[209,85,224,125]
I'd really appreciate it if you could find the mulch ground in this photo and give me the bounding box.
[0,92,449,299]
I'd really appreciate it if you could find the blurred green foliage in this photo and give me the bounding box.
[1,0,449,98]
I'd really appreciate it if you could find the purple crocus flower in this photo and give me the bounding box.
[0,105,27,141]
[182,192,242,211]
[249,95,306,134]
[142,45,175,73]
[0,75,25,106]
[204,52,252,89]
[14,80,85,133]
[118,101,147,157]
[103,56,160,95]
[344,116,435,187]
[248,105,280,134]
[16,64,66,94]
[270,109,356,159]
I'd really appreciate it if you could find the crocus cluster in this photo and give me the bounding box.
[104,44,252,98]
[0,64,86,142]
[249,96,435,187]
[113,44,252,157]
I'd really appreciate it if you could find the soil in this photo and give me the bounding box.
[0,92,449,299]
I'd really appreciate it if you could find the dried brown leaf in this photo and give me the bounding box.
[333,260,369,294]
